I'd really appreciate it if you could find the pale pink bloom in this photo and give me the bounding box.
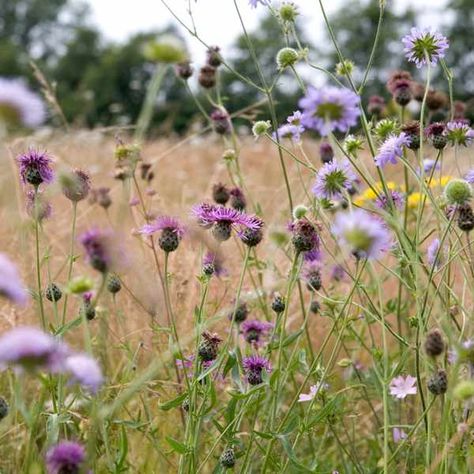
[389,375,417,399]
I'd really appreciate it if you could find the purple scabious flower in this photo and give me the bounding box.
[312,159,357,200]
[445,121,474,146]
[241,320,273,345]
[242,355,272,385]
[192,203,263,242]
[402,28,449,68]
[0,327,66,371]
[248,0,269,7]
[0,77,46,128]
[299,86,360,136]
[0,254,28,305]
[332,209,393,260]
[331,264,346,282]
[16,149,54,186]
[427,238,444,270]
[375,190,405,211]
[140,216,185,252]
[273,124,303,143]
[420,158,441,175]
[26,189,52,221]
[45,441,86,474]
[79,228,115,273]
[465,170,474,185]
[389,375,417,399]
[65,353,103,394]
[374,133,411,168]
[202,251,227,277]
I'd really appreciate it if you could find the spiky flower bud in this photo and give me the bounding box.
[374,119,400,142]
[211,108,231,135]
[198,331,222,362]
[271,293,285,313]
[80,293,96,321]
[444,179,472,205]
[107,274,122,294]
[424,328,445,357]
[206,46,222,68]
[212,183,230,205]
[279,3,298,22]
[229,301,249,324]
[240,227,263,247]
[45,283,62,302]
[310,300,320,314]
[220,447,236,468]
[335,60,354,76]
[252,120,271,138]
[198,65,216,89]
[60,169,91,202]
[401,121,420,150]
[276,47,299,70]
[427,369,448,395]
[457,203,474,232]
[291,219,319,253]
[175,61,193,80]
[229,187,247,211]
[344,135,364,157]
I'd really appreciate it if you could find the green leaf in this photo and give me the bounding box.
[159,392,188,411]
[165,436,188,454]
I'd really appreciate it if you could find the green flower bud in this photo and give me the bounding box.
[67,276,94,294]
[444,179,472,205]
[276,47,299,70]
[279,3,299,22]
[222,149,237,161]
[335,60,354,76]
[292,204,309,220]
[252,120,271,138]
[143,36,187,63]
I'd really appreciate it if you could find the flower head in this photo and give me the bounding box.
[389,375,417,399]
[79,228,117,273]
[402,28,449,68]
[289,218,320,254]
[0,254,28,305]
[375,190,405,211]
[299,86,360,136]
[202,251,227,277]
[0,327,66,371]
[60,169,91,202]
[140,216,185,252]
[465,169,474,185]
[65,353,103,394]
[17,149,54,186]
[445,120,474,147]
[312,159,356,200]
[26,189,52,221]
[273,124,303,143]
[375,133,411,168]
[241,320,273,345]
[45,441,86,474]
[0,77,46,128]
[393,428,408,443]
[242,355,271,385]
[298,382,328,402]
[332,209,393,260]
[248,0,269,7]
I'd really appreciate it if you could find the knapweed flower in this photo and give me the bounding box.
[312,159,356,200]
[389,375,417,399]
[386,70,412,95]
[0,254,28,305]
[65,353,103,394]
[26,189,52,221]
[192,204,262,242]
[229,187,247,211]
[198,331,222,362]
[242,355,271,385]
[211,108,231,135]
[0,77,46,128]
[332,209,393,260]
[374,190,405,211]
[402,28,449,68]
[298,382,328,402]
[299,86,360,136]
[202,251,227,277]
[45,441,86,474]
[140,216,185,252]
[60,169,91,202]
[331,264,346,282]
[79,228,116,273]
[212,183,230,205]
[0,327,66,371]
[241,320,273,345]
[445,120,474,147]
[374,133,411,168]
[427,238,445,270]
[302,260,323,292]
[289,218,320,254]
[17,149,54,186]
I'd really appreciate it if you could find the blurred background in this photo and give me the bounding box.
[1,0,472,135]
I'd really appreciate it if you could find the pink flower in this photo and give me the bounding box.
[298,383,328,402]
[389,375,417,399]
[393,427,408,443]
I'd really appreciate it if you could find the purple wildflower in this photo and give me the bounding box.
[427,238,444,270]
[45,441,86,474]
[61,169,91,202]
[465,170,474,185]
[393,428,408,443]
[0,327,66,371]
[211,108,231,135]
[242,355,272,385]
[229,187,247,211]
[445,121,474,146]
[299,86,360,136]
[331,264,346,282]
[303,247,323,263]
[241,320,273,345]
[420,158,441,175]
[402,28,449,68]
[79,228,115,273]
[302,260,323,291]
[298,382,329,402]
[202,251,227,277]
[374,133,411,168]
[332,209,393,260]
[65,353,104,394]
[273,124,303,143]
[312,159,357,200]
[389,375,417,399]
[16,149,54,186]
[0,77,46,128]
[289,218,320,254]
[26,189,52,221]
[140,216,185,252]
[0,254,28,305]
[248,0,269,7]
[375,190,405,211]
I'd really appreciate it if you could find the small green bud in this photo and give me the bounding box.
[374,119,400,142]
[222,149,237,161]
[344,135,364,157]
[68,276,94,294]
[444,179,472,205]
[335,60,354,76]
[279,2,299,22]
[292,204,309,220]
[276,47,299,70]
[252,120,271,138]
[453,380,474,400]
[143,36,187,63]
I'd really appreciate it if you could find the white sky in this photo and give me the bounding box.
[87,0,447,60]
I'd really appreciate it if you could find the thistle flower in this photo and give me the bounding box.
[0,327,66,372]
[202,251,227,277]
[424,328,445,357]
[65,353,104,394]
[45,283,62,302]
[0,77,46,128]
[391,79,413,106]
[240,320,273,345]
[79,228,116,273]
[175,61,193,80]
[389,375,417,399]
[401,121,420,150]
[386,70,412,94]
[212,183,230,205]
[299,86,360,136]
[0,254,28,305]
[191,204,262,242]
[332,209,393,260]
[60,169,91,202]
[228,301,249,324]
[17,149,54,186]
[427,369,448,395]
[289,218,320,254]
[45,441,86,474]
[302,260,322,292]
[402,27,449,68]
[374,133,411,168]
[198,332,222,362]
[140,216,185,253]
[271,293,285,313]
[312,159,356,200]
[211,108,231,135]
[426,89,448,111]
[242,355,271,385]
[229,187,247,211]
[198,64,216,89]
[319,141,334,164]
[220,447,236,468]
[425,122,447,149]
[445,120,474,147]
[374,190,405,211]
[206,46,222,68]
[26,189,52,221]
[240,226,264,247]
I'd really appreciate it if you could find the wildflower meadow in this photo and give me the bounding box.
[1,0,474,472]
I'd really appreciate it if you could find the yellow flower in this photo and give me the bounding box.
[407,192,423,208]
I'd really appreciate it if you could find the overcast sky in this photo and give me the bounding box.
[88,0,448,60]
